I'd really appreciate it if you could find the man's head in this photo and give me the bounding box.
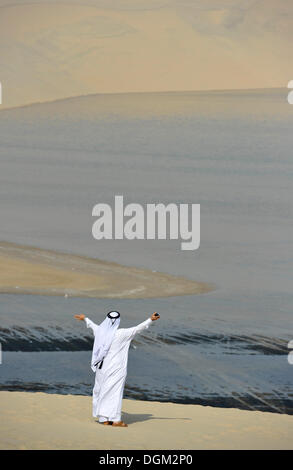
[107,311,120,325]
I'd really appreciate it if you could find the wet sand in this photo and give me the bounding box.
[0,242,212,298]
[1,391,292,450]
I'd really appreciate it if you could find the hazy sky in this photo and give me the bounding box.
[0,0,292,107]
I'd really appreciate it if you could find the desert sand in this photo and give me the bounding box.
[0,241,212,298]
[0,1,291,109]
[0,391,292,450]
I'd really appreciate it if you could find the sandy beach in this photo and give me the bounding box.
[0,242,212,298]
[0,391,292,450]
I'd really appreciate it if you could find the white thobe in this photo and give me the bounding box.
[85,317,152,422]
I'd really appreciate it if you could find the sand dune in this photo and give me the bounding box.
[0,241,212,298]
[0,0,292,109]
[1,391,293,450]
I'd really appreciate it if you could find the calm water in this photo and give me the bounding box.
[0,89,292,413]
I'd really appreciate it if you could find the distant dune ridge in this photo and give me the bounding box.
[0,0,292,108]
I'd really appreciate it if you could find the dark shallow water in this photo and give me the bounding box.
[0,293,292,415]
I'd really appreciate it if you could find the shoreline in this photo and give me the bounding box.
[0,87,283,112]
[1,391,292,450]
[0,241,213,299]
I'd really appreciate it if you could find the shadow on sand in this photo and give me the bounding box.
[121,412,191,424]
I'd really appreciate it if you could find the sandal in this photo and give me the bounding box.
[112,421,128,427]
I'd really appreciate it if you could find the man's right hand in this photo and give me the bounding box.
[74,314,85,321]
[151,312,160,321]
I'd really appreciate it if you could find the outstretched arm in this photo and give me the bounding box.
[126,312,160,340]
[74,314,99,334]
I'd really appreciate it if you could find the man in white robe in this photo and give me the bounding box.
[74,311,160,427]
